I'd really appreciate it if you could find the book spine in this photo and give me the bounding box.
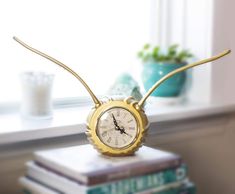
[27,162,87,193]
[149,186,195,194]
[88,156,181,185]
[19,177,61,194]
[151,181,196,194]
[88,164,187,194]
[22,189,32,194]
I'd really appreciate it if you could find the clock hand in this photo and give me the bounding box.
[112,114,121,132]
[119,127,132,138]
[119,126,125,134]
[112,114,131,136]
[112,114,118,126]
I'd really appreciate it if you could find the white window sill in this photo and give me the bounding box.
[0,102,235,145]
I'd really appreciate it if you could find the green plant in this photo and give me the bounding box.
[137,44,193,64]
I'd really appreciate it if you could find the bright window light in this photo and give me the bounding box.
[0,0,213,105]
[0,0,151,102]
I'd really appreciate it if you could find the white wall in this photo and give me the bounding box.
[212,0,235,104]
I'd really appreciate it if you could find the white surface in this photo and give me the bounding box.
[0,102,235,145]
[212,0,235,104]
[0,106,89,144]
[0,101,235,145]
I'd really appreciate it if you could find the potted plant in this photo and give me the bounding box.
[138,44,193,97]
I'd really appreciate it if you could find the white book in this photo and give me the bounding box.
[26,161,88,194]
[19,177,61,194]
[34,144,180,185]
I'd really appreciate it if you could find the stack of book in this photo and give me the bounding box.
[19,144,196,194]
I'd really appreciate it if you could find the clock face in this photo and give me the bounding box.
[96,107,138,149]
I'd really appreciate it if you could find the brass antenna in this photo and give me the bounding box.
[138,49,231,108]
[13,37,101,107]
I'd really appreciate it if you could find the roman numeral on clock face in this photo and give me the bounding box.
[107,137,112,143]
[101,131,107,137]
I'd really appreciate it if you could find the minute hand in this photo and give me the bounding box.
[112,114,119,127]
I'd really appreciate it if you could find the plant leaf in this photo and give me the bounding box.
[143,43,150,50]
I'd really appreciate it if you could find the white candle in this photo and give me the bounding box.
[20,72,54,119]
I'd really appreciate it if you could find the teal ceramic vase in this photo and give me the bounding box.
[141,62,186,97]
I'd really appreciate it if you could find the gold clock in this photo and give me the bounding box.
[86,98,148,156]
[14,37,230,156]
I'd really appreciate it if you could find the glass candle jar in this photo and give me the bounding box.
[20,72,54,119]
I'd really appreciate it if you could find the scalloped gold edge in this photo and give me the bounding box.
[86,98,149,156]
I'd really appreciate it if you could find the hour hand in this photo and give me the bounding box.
[120,127,132,138]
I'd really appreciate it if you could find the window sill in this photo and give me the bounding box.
[0,102,235,145]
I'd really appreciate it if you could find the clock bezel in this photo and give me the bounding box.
[86,98,149,156]
[95,106,139,150]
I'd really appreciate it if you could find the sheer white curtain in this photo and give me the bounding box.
[150,0,213,103]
